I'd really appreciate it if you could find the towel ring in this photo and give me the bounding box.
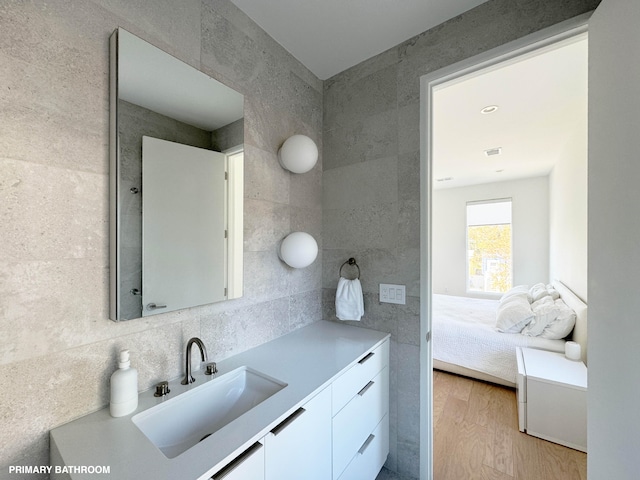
[339,258,360,279]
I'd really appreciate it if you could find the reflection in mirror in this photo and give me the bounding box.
[109,28,244,321]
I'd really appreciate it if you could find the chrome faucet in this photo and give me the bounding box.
[181,337,208,385]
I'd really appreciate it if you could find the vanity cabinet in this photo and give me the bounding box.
[210,442,264,480]
[332,340,390,480]
[211,387,332,480]
[337,415,389,480]
[265,386,332,480]
[50,322,391,480]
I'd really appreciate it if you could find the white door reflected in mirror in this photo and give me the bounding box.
[142,136,226,316]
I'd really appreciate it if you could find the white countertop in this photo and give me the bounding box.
[50,321,390,480]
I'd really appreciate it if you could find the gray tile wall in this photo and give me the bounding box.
[321,0,599,477]
[212,118,244,152]
[0,0,321,477]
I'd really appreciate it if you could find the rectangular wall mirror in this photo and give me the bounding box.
[110,28,244,321]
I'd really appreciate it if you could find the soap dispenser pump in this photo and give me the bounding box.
[110,349,138,417]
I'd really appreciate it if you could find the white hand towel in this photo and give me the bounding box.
[335,276,364,321]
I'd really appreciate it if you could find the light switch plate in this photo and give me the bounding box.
[379,284,406,305]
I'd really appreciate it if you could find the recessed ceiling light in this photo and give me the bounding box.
[480,105,499,114]
[484,147,502,157]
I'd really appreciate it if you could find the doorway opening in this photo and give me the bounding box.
[419,16,589,480]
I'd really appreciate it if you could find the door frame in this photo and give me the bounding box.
[418,12,591,480]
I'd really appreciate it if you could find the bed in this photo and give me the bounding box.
[432,280,587,387]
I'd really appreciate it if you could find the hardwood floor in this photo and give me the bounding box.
[433,370,587,480]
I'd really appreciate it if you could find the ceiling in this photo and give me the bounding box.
[118,29,243,131]
[433,35,588,189]
[228,0,490,80]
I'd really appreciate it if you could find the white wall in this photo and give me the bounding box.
[549,123,588,301]
[588,1,640,478]
[433,176,550,297]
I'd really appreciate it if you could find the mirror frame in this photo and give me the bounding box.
[109,28,244,321]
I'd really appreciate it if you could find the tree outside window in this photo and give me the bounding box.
[467,200,512,294]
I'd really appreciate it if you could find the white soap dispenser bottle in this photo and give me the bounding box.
[110,349,138,417]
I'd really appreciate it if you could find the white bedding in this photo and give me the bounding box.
[432,294,566,385]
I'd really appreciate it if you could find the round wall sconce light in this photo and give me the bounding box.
[278,134,318,174]
[279,232,318,268]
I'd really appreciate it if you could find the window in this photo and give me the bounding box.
[466,199,512,294]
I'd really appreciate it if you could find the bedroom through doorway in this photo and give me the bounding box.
[423,25,589,479]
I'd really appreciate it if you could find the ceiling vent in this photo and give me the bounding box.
[484,147,502,157]
[480,105,499,114]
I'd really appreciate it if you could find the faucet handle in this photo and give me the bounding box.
[154,381,170,397]
[205,362,218,375]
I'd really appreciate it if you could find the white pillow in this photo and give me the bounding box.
[529,283,549,303]
[522,302,561,337]
[500,285,531,304]
[539,299,577,339]
[521,299,577,339]
[496,296,534,333]
[546,285,560,300]
[531,295,553,310]
[501,292,531,307]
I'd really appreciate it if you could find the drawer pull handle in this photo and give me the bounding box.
[358,380,375,396]
[212,442,263,479]
[270,407,306,436]
[358,352,375,364]
[358,434,375,455]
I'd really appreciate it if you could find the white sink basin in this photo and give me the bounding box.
[132,366,287,459]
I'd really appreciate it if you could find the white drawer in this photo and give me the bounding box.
[211,442,264,480]
[332,366,389,479]
[264,386,332,480]
[526,377,587,452]
[337,415,389,480]
[332,340,389,416]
